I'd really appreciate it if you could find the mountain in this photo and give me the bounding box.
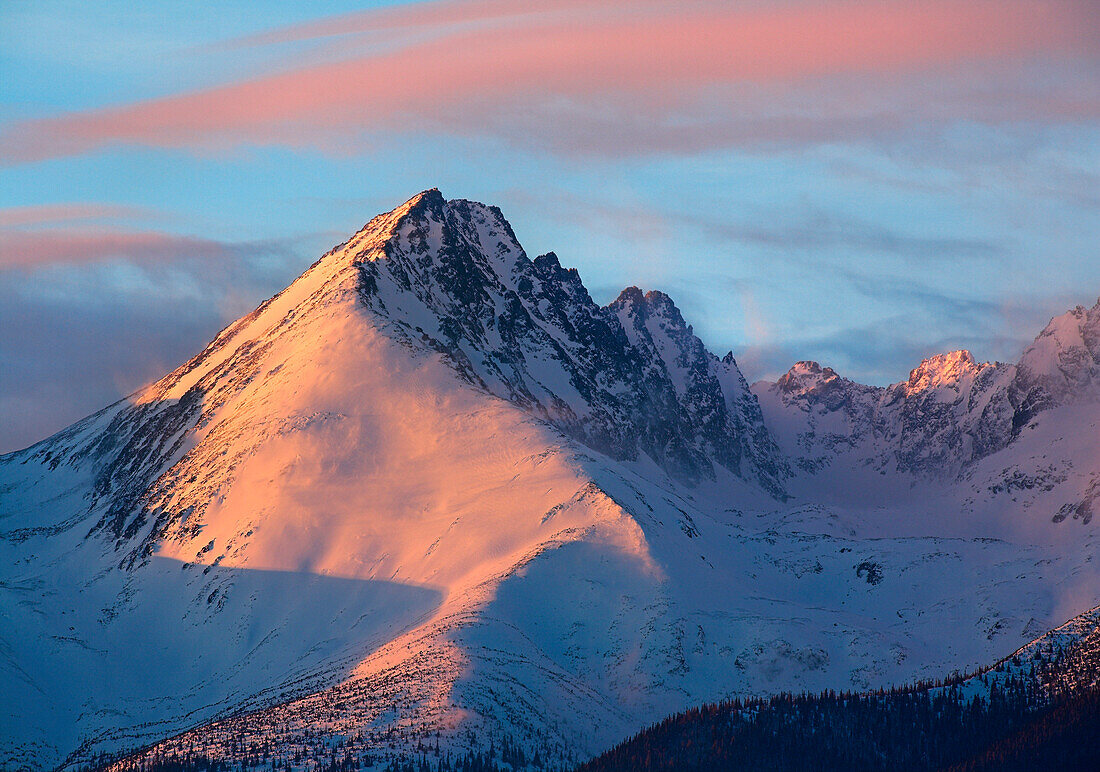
[755,300,1100,488]
[753,301,1100,526]
[1,191,1098,771]
[348,191,786,494]
[578,604,1100,772]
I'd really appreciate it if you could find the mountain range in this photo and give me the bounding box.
[2,190,1098,770]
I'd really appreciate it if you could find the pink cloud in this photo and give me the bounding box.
[0,203,154,228]
[0,227,231,270]
[2,0,1095,162]
[219,0,601,49]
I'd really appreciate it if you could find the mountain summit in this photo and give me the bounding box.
[347,190,788,493]
[2,192,1098,770]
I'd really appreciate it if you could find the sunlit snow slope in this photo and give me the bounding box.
[1,191,1098,770]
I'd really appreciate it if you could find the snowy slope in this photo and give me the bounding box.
[1,193,657,768]
[574,602,1100,772]
[2,191,1098,770]
[109,467,1099,769]
[948,602,1100,703]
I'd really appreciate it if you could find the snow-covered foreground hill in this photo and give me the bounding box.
[1,191,1098,770]
[575,603,1100,772]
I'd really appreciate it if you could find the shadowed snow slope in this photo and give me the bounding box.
[1,192,1098,770]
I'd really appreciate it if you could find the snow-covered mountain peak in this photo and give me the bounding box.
[365,186,444,229]
[901,349,990,395]
[774,361,845,398]
[348,188,523,277]
[608,287,697,346]
[345,194,788,491]
[610,286,678,313]
[1013,297,1100,406]
[1026,299,1100,362]
[395,186,444,213]
[0,189,794,768]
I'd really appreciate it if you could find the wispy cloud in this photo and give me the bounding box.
[504,184,1006,264]
[684,210,1005,264]
[216,0,598,50]
[0,203,308,271]
[0,229,238,270]
[735,277,1084,386]
[0,202,155,227]
[2,0,1095,163]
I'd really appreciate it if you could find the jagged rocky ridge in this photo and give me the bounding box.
[352,190,786,493]
[2,191,1099,771]
[755,300,1100,482]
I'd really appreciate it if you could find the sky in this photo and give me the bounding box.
[1,0,1099,452]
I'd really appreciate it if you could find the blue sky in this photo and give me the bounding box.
[2,0,1099,451]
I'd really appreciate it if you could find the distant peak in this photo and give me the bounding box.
[608,288,692,335]
[775,361,842,395]
[610,287,677,312]
[612,286,645,306]
[904,349,984,393]
[787,361,839,379]
[1035,298,1100,343]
